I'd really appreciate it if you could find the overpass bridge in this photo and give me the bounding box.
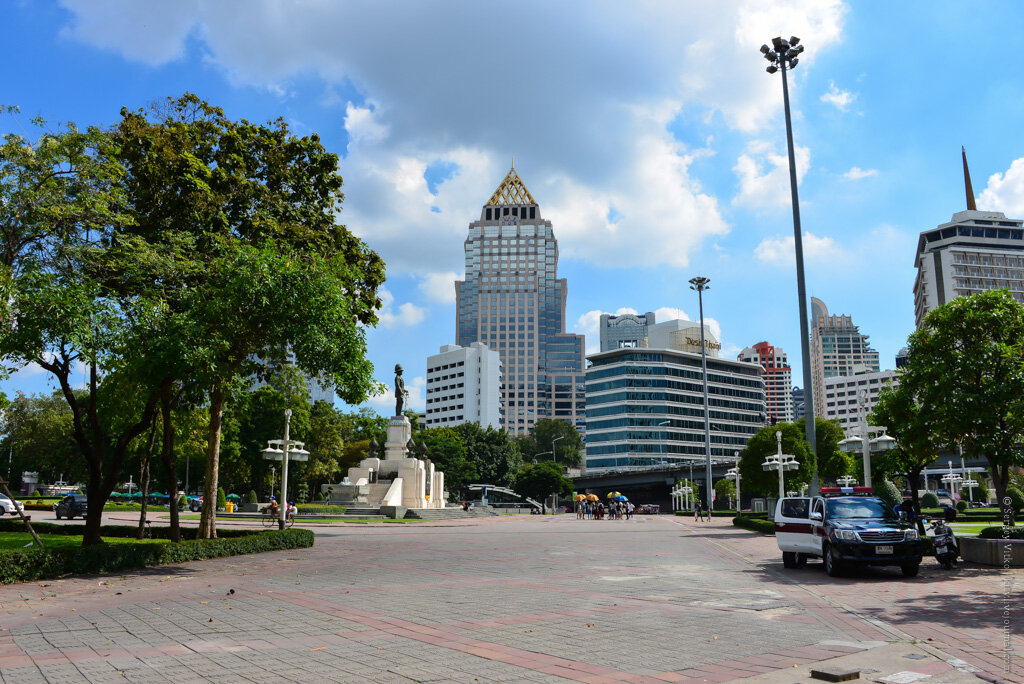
[572,462,738,511]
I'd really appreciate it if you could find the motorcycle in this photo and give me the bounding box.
[926,518,959,569]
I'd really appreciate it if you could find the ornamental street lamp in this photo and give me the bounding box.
[837,475,858,487]
[725,457,742,512]
[261,409,310,530]
[763,430,799,499]
[761,36,817,493]
[941,460,962,498]
[672,481,693,511]
[689,275,713,511]
[960,456,979,503]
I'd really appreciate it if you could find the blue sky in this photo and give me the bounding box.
[5,0,1024,414]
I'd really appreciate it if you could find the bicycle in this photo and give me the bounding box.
[261,507,293,529]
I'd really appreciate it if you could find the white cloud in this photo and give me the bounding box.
[376,287,426,328]
[844,166,877,180]
[732,139,810,210]
[979,157,1024,217]
[417,271,461,304]
[754,232,842,265]
[820,80,855,111]
[365,374,426,413]
[55,0,848,271]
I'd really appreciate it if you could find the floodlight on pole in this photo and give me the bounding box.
[761,35,817,495]
[262,408,310,530]
[689,275,713,511]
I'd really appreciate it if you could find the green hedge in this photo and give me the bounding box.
[294,504,347,515]
[979,526,1024,540]
[0,527,314,584]
[0,520,255,539]
[920,508,1002,522]
[733,516,775,535]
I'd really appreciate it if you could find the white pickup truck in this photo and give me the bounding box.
[774,488,923,578]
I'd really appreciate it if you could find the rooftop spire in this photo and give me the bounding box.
[486,166,537,206]
[962,146,977,211]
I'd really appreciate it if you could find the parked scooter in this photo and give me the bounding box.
[926,518,959,569]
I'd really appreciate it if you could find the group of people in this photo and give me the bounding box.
[267,497,298,519]
[576,500,635,520]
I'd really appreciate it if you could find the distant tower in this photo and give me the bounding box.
[809,297,880,421]
[913,148,1024,328]
[454,166,586,434]
[599,312,655,352]
[738,341,793,424]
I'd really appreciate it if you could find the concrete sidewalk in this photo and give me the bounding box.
[0,514,1019,683]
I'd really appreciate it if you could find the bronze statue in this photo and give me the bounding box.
[394,364,409,416]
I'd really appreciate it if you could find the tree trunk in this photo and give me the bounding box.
[161,389,181,542]
[908,468,925,534]
[137,420,157,539]
[197,385,225,539]
[990,459,1015,527]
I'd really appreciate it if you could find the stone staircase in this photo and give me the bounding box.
[404,506,503,521]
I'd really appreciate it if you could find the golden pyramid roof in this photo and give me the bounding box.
[486,166,536,206]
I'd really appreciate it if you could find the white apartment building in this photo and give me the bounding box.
[823,370,899,434]
[810,297,880,422]
[424,343,502,429]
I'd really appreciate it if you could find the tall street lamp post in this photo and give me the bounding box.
[725,452,741,512]
[689,276,713,511]
[261,409,310,530]
[761,36,817,493]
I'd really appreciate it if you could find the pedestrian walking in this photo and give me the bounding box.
[694,501,705,522]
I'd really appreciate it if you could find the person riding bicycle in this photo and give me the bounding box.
[287,501,297,519]
[267,497,279,517]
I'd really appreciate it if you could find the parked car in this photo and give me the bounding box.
[54,494,88,520]
[0,493,24,515]
[188,496,203,512]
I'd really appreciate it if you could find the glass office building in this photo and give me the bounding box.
[454,166,586,434]
[585,348,765,472]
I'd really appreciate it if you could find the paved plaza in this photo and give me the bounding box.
[0,514,1020,683]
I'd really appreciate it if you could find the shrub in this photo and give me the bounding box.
[315,490,325,501]
[34,491,43,498]
[1006,486,1024,513]
[921,492,940,508]
[980,526,1024,540]
[296,482,309,504]
[246,490,258,504]
[956,500,968,513]
[178,494,187,509]
[0,525,314,584]
[733,516,775,535]
[876,479,902,511]
[293,504,347,515]
[216,487,227,509]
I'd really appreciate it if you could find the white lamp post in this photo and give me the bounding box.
[941,460,962,499]
[672,482,693,511]
[261,409,310,530]
[725,465,741,512]
[763,430,799,499]
[837,475,858,488]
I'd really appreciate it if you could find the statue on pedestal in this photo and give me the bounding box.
[394,364,409,416]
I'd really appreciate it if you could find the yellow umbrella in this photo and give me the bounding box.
[574,494,586,501]
[586,494,600,502]
[607,491,621,499]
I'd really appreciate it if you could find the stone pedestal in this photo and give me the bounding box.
[321,415,445,512]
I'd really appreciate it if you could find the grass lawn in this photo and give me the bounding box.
[947,522,994,536]
[174,514,419,524]
[0,532,171,550]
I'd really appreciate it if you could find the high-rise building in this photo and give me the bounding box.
[424,343,502,429]
[454,166,586,434]
[738,341,794,424]
[599,312,656,351]
[810,297,880,424]
[822,370,899,434]
[913,149,1024,329]
[792,386,806,421]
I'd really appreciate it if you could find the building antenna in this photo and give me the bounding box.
[962,146,977,211]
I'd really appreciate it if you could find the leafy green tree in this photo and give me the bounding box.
[342,407,390,443]
[455,422,523,488]
[2,392,84,489]
[304,400,346,490]
[417,427,477,499]
[798,417,852,482]
[870,380,942,517]
[111,95,385,538]
[921,491,940,508]
[875,479,902,511]
[715,477,736,509]
[738,422,817,496]
[519,419,583,467]
[514,461,572,511]
[898,290,1024,525]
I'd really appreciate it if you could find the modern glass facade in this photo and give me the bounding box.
[454,167,586,434]
[585,348,765,472]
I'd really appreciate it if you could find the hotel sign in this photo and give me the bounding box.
[686,336,721,351]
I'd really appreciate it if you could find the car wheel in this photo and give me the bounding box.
[782,551,797,568]
[55,511,62,520]
[902,562,920,578]
[824,544,844,577]
[795,553,808,568]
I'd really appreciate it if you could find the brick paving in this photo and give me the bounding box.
[0,513,1019,683]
